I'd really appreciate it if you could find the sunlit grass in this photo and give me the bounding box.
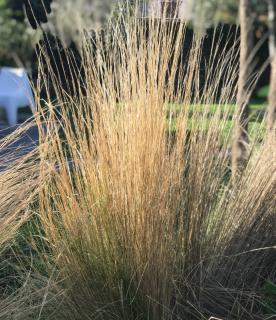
[0,11,274,320]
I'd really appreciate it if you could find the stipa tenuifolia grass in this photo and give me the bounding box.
[0,10,275,320]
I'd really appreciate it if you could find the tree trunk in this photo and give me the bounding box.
[267,0,276,132]
[232,0,254,178]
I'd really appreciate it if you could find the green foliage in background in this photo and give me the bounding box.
[190,0,268,29]
[0,0,38,68]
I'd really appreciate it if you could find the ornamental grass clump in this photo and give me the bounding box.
[0,10,275,320]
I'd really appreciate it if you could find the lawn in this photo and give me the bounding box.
[167,102,267,141]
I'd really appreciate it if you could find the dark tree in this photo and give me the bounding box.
[21,0,85,99]
[23,0,53,29]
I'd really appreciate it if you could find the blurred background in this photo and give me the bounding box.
[0,0,273,126]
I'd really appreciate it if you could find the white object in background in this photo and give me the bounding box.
[0,67,35,126]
